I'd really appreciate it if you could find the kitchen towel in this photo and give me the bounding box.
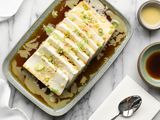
[89,76,160,120]
[0,79,28,120]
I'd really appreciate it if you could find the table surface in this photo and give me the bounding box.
[0,0,160,120]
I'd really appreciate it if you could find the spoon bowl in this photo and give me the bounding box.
[111,95,142,120]
[119,95,142,117]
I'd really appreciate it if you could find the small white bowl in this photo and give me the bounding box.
[137,0,160,30]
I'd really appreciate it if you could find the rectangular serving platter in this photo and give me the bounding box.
[3,0,132,116]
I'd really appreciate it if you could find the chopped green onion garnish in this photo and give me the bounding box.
[83,38,88,44]
[43,24,55,36]
[34,63,45,71]
[52,32,64,42]
[83,4,89,10]
[111,20,119,28]
[98,28,104,36]
[51,88,59,93]
[57,48,63,54]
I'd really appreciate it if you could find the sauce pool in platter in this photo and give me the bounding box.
[146,52,160,79]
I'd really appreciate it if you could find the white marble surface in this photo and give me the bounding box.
[0,0,160,120]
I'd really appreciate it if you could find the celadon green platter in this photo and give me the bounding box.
[3,0,133,116]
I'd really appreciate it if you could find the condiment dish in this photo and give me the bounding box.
[138,42,160,88]
[137,0,160,30]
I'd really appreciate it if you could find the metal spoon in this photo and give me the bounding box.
[111,95,142,120]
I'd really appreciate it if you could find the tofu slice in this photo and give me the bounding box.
[51,30,89,63]
[78,1,111,27]
[47,34,85,70]
[68,1,115,42]
[23,53,68,95]
[38,43,78,79]
[62,18,98,51]
[56,22,95,57]
[66,13,104,46]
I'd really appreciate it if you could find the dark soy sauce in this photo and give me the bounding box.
[146,52,160,79]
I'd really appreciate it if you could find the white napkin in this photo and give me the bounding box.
[0,0,23,22]
[0,79,28,120]
[89,76,160,120]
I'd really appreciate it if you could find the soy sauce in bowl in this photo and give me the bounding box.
[146,52,160,79]
[138,42,160,88]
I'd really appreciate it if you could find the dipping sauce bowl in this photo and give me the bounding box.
[138,42,160,88]
[137,0,160,30]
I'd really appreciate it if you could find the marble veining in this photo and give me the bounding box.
[0,0,160,120]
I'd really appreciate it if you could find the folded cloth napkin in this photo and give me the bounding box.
[0,0,23,22]
[0,79,28,120]
[89,76,160,120]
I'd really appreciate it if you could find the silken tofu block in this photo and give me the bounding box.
[23,1,115,96]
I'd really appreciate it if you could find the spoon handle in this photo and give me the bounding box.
[110,113,120,120]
